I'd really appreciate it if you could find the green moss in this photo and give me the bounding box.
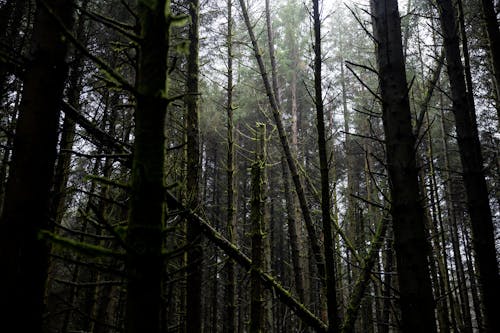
[38,230,125,258]
[172,14,190,27]
[85,174,130,190]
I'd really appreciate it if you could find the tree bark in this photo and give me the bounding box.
[370,0,437,332]
[281,156,306,304]
[185,0,202,330]
[0,0,74,330]
[125,1,169,332]
[312,0,340,330]
[250,123,266,333]
[436,1,500,331]
[164,189,329,333]
[223,0,237,330]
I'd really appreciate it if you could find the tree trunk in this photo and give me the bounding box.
[281,156,306,304]
[125,1,169,332]
[250,123,266,333]
[342,217,388,333]
[380,227,394,333]
[370,1,437,332]
[51,0,90,227]
[163,190,329,333]
[0,0,74,330]
[267,0,307,311]
[237,0,326,290]
[223,0,237,330]
[436,1,500,331]
[185,0,202,330]
[312,0,340,330]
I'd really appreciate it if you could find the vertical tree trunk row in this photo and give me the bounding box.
[436,1,500,331]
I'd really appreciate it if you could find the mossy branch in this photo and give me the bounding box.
[39,230,125,259]
[85,174,130,190]
[341,216,389,333]
[164,190,328,332]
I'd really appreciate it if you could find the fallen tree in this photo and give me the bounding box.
[164,190,328,333]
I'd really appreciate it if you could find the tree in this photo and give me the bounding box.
[435,0,500,331]
[370,0,437,332]
[124,0,170,332]
[1,0,498,331]
[237,0,326,297]
[250,123,267,333]
[223,1,238,331]
[269,0,307,310]
[0,0,74,330]
[185,0,203,330]
[312,0,340,330]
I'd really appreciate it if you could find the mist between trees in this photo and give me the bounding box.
[0,0,498,332]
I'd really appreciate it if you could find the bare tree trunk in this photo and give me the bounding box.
[312,1,340,331]
[0,0,74,330]
[380,226,394,333]
[436,2,500,331]
[51,0,90,227]
[439,86,476,332]
[370,1,437,332]
[281,157,306,304]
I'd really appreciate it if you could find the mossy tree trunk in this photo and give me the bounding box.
[237,0,326,290]
[250,123,267,333]
[223,0,237,330]
[125,1,170,332]
[185,0,202,330]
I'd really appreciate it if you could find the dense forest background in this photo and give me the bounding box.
[0,0,499,332]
